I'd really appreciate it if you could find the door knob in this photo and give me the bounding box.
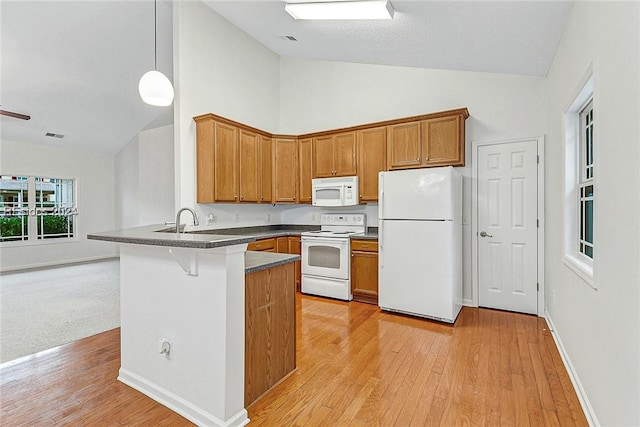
[479,231,493,238]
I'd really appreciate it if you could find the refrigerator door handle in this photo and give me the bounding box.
[379,222,384,269]
[379,173,384,219]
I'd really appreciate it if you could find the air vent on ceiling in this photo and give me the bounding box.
[283,35,298,41]
[45,132,65,139]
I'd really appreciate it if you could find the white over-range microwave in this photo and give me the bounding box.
[312,176,359,207]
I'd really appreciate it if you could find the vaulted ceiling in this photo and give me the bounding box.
[0,0,572,154]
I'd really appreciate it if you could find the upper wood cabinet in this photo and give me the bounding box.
[386,121,421,170]
[213,122,239,202]
[357,127,386,203]
[298,138,313,204]
[239,129,260,202]
[273,137,298,203]
[312,132,357,178]
[387,110,468,170]
[194,115,272,204]
[260,136,272,203]
[421,114,465,167]
[195,108,468,204]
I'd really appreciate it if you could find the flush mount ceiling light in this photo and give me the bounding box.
[285,0,395,20]
[138,0,174,107]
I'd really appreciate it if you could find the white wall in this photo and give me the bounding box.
[0,139,117,271]
[544,2,640,426]
[115,125,175,229]
[173,0,281,223]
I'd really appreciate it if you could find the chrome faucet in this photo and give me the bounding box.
[175,207,199,236]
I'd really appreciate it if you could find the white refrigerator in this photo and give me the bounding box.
[378,166,463,323]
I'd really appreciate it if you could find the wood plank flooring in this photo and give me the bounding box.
[0,294,587,426]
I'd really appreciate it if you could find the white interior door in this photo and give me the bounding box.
[477,140,538,314]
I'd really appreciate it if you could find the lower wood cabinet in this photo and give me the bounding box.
[288,236,302,291]
[351,239,378,304]
[247,238,276,252]
[245,262,296,407]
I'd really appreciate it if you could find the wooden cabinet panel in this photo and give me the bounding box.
[422,115,464,167]
[276,237,289,253]
[288,236,302,291]
[195,117,215,203]
[298,138,313,204]
[386,122,421,170]
[351,239,378,305]
[313,132,357,178]
[247,238,276,252]
[273,138,298,203]
[351,239,378,252]
[313,135,334,178]
[334,132,357,176]
[357,127,386,203]
[245,262,296,407]
[260,136,273,203]
[214,122,239,202]
[239,129,260,202]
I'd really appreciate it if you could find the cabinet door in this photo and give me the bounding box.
[288,236,302,291]
[351,250,379,304]
[386,122,421,170]
[313,135,335,178]
[195,117,215,203]
[276,237,289,253]
[260,136,272,203]
[334,132,357,176]
[298,138,313,203]
[422,115,464,167]
[214,122,239,202]
[357,127,386,202]
[273,138,298,203]
[239,129,260,202]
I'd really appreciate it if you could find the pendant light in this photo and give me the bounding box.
[138,0,174,106]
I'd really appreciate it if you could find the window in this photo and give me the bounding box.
[0,176,29,242]
[564,70,595,287]
[0,175,77,243]
[578,100,594,259]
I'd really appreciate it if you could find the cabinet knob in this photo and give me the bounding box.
[293,196,296,200]
[234,195,238,200]
[240,196,244,200]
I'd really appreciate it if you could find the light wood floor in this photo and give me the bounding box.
[0,294,587,426]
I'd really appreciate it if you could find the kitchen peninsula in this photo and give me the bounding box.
[88,224,299,427]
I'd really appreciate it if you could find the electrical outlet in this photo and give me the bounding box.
[266,213,271,222]
[235,214,240,223]
[312,213,317,222]
[207,214,215,225]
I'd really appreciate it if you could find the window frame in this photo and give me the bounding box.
[577,99,594,263]
[0,175,79,247]
[563,69,596,289]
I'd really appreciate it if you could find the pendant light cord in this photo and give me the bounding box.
[154,0,158,71]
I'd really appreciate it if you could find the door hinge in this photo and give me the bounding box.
[537,219,539,228]
[537,155,540,164]
[537,283,539,292]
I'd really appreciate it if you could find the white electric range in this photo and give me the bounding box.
[301,213,367,301]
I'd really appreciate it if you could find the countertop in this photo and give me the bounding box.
[245,251,300,274]
[87,224,255,249]
[87,224,378,249]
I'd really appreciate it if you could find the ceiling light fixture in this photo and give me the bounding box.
[285,0,394,20]
[138,0,174,107]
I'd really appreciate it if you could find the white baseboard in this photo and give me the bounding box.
[118,368,249,427]
[462,298,475,307]
[0,255,118,274]
[545,311,599,427]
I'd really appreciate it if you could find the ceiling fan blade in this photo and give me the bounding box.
[0,109,31,120]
